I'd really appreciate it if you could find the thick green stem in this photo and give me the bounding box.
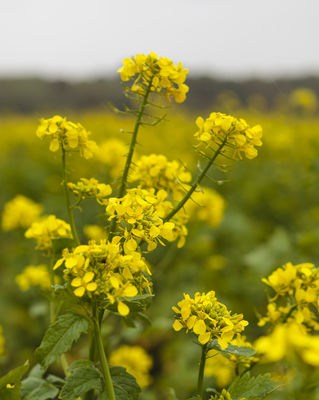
[197,343,208,399]
[93,318,115,400]
[164,138,227,222]
[61,147,80,245]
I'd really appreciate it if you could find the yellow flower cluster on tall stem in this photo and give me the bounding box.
[68,178,112,205]
[36,115,97,159]
[195,112,262,160]
[259,262,319,330]
[53,239,151,316]
[172,291,248,348]
[118,52,189,103]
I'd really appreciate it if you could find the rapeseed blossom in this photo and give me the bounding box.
[2,195,43,231]
[118,53,189,103]
[83,225,106,241]
[53,239,152,316]
[25,215,72,251]
[210,389,232,400]
[255,322,319,367]
[259,262,319,330]
[68,178,112,205]
[15,265,51,291]
[130,154,191,199]
[172,291,248,348]
[195,112,262,160]
[36,115,97,159]
[106,188,187,252]
[110,345,153,388]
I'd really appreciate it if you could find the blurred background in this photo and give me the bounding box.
[1,1,319,399]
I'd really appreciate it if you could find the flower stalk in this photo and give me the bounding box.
[197,343,208,399]
[164,137,227,222]
[61,146,80,245]
[93,317,116,400]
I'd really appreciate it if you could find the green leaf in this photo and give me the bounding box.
[36,312,88,369]
[60,361,104,400]
[228,372,278,399]
[28,364,45,379]
[110,367,140,400]
[21,377,58,400]
[0,361,29,400]
[209,340,256,357]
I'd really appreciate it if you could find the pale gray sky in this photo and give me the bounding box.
[0,0,317,79]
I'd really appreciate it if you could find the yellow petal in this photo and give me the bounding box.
[49,139,60,152]
[74,286,85,297]
[71,277,82,287]
[86,282,97,292]
[173,320,183,331]
[193,319,206,335]
[118,302,130,316]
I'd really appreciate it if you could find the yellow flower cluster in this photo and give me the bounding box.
[259,262,319,330]
[205,336,256,387]
[210,389,232,400]
[185,187,225,228]
[0,325,4,357]
[172,291,248,348]
[54,239,151,316]
[195,113,262,160]
[110,345,153,389]
[36,115,97,159]
[15,265,51,291]
[118,53,189,103]
[95,138,128,179]
[255,322,319,367]
[25,215,72,250]
[2,195,43,231]
[106,188,187,252]
[130,154,192,198]
[68,178,112,205]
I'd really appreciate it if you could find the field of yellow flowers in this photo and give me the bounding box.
[1,54,319,400]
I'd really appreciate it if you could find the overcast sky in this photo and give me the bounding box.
[0,0,317,80]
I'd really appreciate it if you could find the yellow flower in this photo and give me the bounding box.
[71,271,97,297]
[194,112,262,161]
[36,115,97,159]
[25,215,71,251]
[172,291,248,348]
[16,265,51,291]
[2,195,43,231]
[130,154,192,198]
[53,240,152,315]
[118,53,189,103]
[255,322,319,367]
[68,178,112,205]
[83,225,106,241]
[110,345,153,388]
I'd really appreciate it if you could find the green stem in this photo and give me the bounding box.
[93,318,115,400]
[118,77,154,198]
[197,343,208,399]
[164,138,227,222]
[61,147,80,245]
[109,77,153,239]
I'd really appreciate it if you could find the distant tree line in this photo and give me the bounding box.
[1,75,319,113]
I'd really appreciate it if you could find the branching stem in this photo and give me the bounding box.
[164,137,227,222]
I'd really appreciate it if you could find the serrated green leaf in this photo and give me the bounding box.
[60,361,104,400]
[28,364,45,379]
[111,367,140,400]
[228,372,278,399]
[209,340,256,357]
[21,377,58,400]
[0,361,29,400]
[36,312,88,369]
